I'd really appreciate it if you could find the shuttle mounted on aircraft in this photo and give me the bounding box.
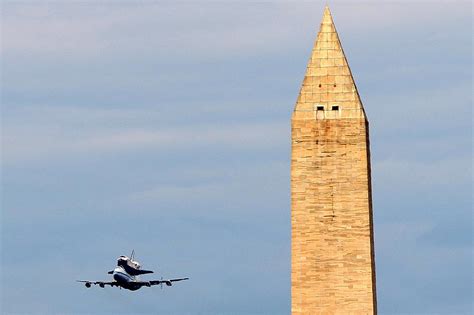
[77,251,188,291]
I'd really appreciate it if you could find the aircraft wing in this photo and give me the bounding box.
[148,277,189,287]
[77,280,119,287]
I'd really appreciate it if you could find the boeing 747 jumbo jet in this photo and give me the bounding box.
[77,251,189,291]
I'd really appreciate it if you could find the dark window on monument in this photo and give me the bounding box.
[317,106,324,111]
[332,105,339,111]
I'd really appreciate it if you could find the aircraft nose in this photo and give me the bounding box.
[113,272,128,283]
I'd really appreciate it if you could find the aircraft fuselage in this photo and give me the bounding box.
[112,267,148,291]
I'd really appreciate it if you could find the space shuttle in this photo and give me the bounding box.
[108,250,154,276]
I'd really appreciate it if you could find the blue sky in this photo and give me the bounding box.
[1,1,472,314]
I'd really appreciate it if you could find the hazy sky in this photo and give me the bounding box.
[1,1,472,314]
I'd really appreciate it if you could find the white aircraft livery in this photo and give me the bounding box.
[77,251,189,291]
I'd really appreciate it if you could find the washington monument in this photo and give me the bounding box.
[291,6,377,314]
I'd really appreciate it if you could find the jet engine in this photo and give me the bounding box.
[85,282,91,288]
[99,283,105,288]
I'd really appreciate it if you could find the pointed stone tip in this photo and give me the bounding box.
[293,3,366,120]
[322,5,333,24]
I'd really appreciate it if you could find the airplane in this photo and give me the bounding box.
[77,251,189,291]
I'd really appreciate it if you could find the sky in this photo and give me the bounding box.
[1,1,472,314]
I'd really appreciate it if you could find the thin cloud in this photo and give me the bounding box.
[2,105,287,164]
[3,2,469,61]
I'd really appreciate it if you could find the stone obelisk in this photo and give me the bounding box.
[291,6,377,314]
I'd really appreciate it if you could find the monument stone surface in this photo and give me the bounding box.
[291,6,377,314]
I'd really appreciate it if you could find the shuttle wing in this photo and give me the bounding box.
[134,269,154,275]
